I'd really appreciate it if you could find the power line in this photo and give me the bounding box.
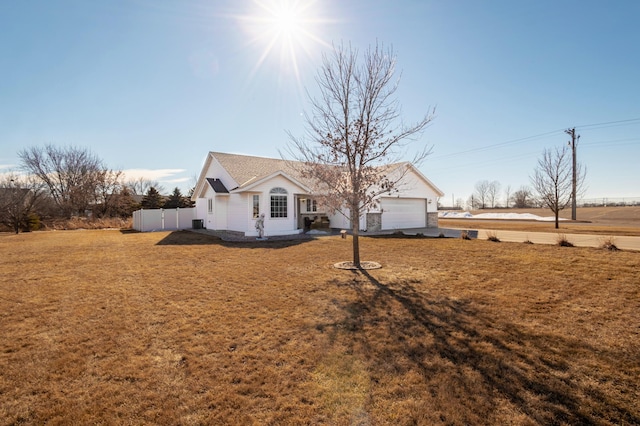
[581,137,640,147]
[429,129,564,160]
[426,150,540,174]
[430,117,640,161]
[575,117,640,131]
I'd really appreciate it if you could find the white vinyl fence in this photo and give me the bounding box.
[132,208,198,232]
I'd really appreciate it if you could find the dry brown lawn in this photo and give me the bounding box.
[1,229,639,425]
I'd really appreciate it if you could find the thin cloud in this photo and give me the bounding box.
[122,169,186,182]
[164,177,191,184]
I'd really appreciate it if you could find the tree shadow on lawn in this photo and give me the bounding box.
[154,230,313,249]
[318,270,639,424]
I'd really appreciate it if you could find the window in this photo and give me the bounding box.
[208,198,213,213]
[300,198,317,213]
[270,187,287,218]
[252,195,260,218]
[306,198,317,212]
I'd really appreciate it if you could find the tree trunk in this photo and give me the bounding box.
[555,210,559,229]
[351,207,361,267]
[352,226,360,267]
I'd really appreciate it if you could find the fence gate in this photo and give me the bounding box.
[132,208,197,232]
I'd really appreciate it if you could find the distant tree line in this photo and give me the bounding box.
[458,143,586,228]
[460,181,537,210]
[0,144,193,233]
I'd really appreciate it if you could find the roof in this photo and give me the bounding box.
[211,152,305,189]
[194,152,443,199]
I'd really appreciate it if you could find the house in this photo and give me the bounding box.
[191,152,444,237]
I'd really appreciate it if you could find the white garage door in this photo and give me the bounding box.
[380,198,426,230]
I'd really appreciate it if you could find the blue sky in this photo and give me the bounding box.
[1,0,639,204]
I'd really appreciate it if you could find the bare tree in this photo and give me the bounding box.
[487,180,501,208]
[287,43,434,267]
[0,172,45,233]
[18,145,122,218]
[473,180,490,209]
[466,195,475,210]
[125,177,165,196]
[531,146,585,229]
[93,169,124,217]
[503,185,512,208]
[105,186,139,218]
[512,185,534,208]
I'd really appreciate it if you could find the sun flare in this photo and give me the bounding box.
[237,0,332,84]
[271,6,300,35]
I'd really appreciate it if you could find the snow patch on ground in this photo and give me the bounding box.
[306,229,330,235]
[439,211,565,221]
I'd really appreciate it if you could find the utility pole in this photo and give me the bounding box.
[565,127,580,220]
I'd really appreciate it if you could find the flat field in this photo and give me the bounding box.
[1,230,639,425]
[440,206,640,236]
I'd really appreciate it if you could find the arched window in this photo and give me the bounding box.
[270,187,288,218]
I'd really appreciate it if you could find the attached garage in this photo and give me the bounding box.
[380,198,426,230]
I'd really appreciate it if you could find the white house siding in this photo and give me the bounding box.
[195,198,208,226]
[227,194,247,233]
[207,156,238,191]
[214,196,228,230]
[327,208,368,231]
[244,175,304,236]
[398,173,438,200]
[194,184,227,231]
[327,210,350,230]
[194,184,213,229]
[245,192,261,234]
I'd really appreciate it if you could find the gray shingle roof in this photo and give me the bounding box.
[206,151,443,196]
[211,152,305,189]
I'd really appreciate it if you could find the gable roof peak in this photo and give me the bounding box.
[209,152,301,190]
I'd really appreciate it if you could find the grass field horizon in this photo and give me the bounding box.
[1,229,638,424]
[439,206,640,236]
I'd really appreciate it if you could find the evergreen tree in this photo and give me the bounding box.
[141,187,163,209]
[163,187,193,208]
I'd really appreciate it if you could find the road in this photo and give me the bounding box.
[388,227,640,251]
[473,229,640,251]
